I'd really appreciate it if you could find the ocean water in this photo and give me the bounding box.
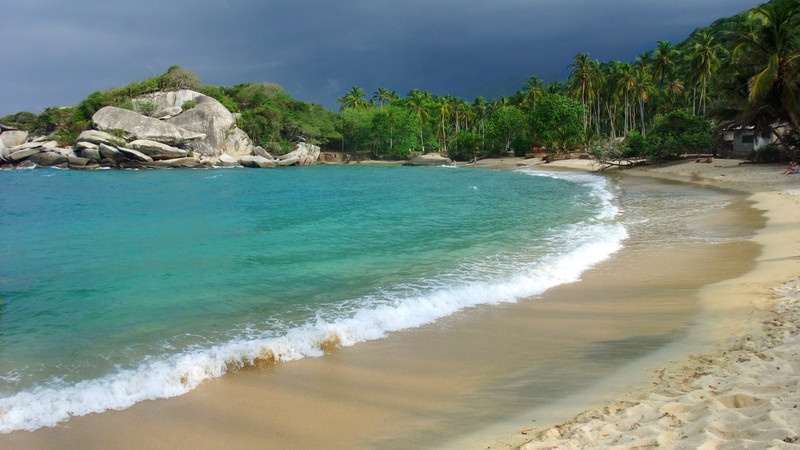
[0,165,626,433]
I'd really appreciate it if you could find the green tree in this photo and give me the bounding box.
[486,106,526,154]
[530,94,584,154]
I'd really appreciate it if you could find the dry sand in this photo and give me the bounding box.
[475,157,800,449]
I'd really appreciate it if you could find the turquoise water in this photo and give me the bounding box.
[0,165,625,432]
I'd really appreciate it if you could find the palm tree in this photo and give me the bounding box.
[616,62,636,134]
[568,52,592,133]
[653,40,679,85]
[435,96,451,151]
[732,0,800,131]
[372,87,393,112]
[407,90,431,152]
[632,67,655,136]
[688,31,722,115]
[473,96,489,150]
[523,75,545,111]
[339,86,369,111]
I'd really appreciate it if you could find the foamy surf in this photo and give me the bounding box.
[0,168,626,433]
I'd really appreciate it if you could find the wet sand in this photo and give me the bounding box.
[0,161,772,449]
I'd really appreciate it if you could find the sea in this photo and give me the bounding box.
[0,164,682,433]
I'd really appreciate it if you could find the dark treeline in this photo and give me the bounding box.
[3,0,798,162]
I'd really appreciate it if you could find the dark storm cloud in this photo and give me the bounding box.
[1,0,759,116]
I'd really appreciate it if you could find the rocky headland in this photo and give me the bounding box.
[0,90,320,170]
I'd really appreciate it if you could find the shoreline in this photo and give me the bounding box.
[476,157,800,448]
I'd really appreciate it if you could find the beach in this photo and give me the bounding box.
[0,157,798,449]
[475,157,800,449]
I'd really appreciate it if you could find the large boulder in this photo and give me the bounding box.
[240,155,277,168]
[217,153,240,167]
[167,98,236,157]
[92,106,205,145]
[128,139,188,159]
[277,156,300,166]
[0,130,28,148]
[117,147,153,162]
[143,157,201,168]
[134,89,203,112]
[222,127,254,159]
[403,153,453,166]
[8,147,43,162]
[99,143,126,162]
[77,130,126,146]
[28,151,69,167]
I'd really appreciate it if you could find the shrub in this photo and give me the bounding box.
[136,101,159,117]
[181,100,197,110]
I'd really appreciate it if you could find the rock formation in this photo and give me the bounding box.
[1,89,321,170]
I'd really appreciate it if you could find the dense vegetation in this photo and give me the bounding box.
[3,0,798,162]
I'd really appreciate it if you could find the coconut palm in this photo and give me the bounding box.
[688,31,722,115]
[568,52,592,133]
[372,87,393,112]
[653,40,679,85]
[339,86,369,111]
[407,90,431,151]
[733,0,800,130]
[523,75,545,111]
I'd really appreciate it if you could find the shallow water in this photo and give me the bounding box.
[0,165,626,432]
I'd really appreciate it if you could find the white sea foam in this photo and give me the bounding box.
[0,170,627,434]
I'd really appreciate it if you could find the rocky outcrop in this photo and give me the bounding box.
[403,153,453,166]
[92,106,206,145]
[279,142,320,166]
[3,90,323,170]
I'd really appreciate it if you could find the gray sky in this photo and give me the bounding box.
[1,0,759,116]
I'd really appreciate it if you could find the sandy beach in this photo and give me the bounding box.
[473,157,800,449]
[1,157,798,449]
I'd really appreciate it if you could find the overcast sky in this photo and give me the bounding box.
[1,0,760,116]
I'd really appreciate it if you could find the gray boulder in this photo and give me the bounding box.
[99,143,126,161]
[239,155,277,168]
[68,155,95,169]
[144,157,201,168]
[222,127,254,159]
[134,89,203,111]
[277,156,300,166]
[217,153,239,167]
[154,107,183,119]
[403,154,453,166]
[280,142,320,166]
[118,147,154,162]
[9,147,43,161]
[76,141,99,151]
[0,130,28,148]
[128,139,188,159]
[79,148,102,161]
[77,130,126,146]
[29,151,69,167]
[93,106,205,145]
[167,99,236,157]
[252,146,274,159]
